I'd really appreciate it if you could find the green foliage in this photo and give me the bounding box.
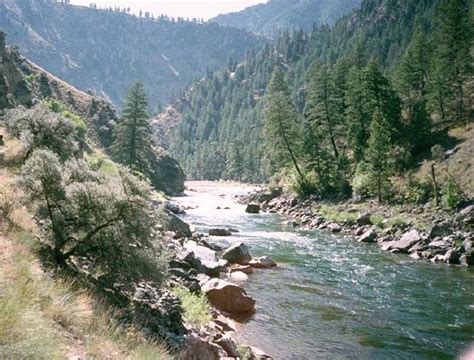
[111,82,153,175]
[318,205,358,223]
[441,179,464,209]
[237,345,253,360]
[401,177,433,204]
[19,149,168,287]
[172,286,211,328]
[351,162,372,198]
[43,98,87,142]
[5,105,81,160]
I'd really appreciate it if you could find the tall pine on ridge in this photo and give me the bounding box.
[111,82,153,175]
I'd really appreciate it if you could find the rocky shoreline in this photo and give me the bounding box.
[237,189,473,267]
[163,206,276,359]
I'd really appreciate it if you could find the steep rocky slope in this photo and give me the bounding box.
[0,0,264,109]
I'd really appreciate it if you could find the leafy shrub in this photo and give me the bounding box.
[5,105,80,160]
[172,286,211,328]
[441,179,464,209]
[352,162,372,197]
[43,98,87,142]
[19,149,168,287]
[401,177,432,204]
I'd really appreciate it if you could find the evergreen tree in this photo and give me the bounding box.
[111,82,153,174]
[263,67,305,183]
[431,0,472,122]
[365,109,394,203]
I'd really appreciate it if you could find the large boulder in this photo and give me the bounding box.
[183,241,224,277]
[327,223,342,233]
[209,228,232,237]
[356,213,372,226]
[382,229,423,253]
[458,205,474,225]
[245,204,260,214]
[222,243,252,265]
[358,228,377,243]
[249,256,277,269]
[429,221,452,239]
[179,334,227,360]
[167,213,192,238]
[202,279,255,313]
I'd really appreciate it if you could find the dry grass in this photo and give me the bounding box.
[0,156,172,359]
[0,126,24,169]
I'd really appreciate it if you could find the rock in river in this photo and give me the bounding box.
[249,256,277,269]
[209,228,232,236]
[358,227,377,243]
[202,279,255,313]
[245,203,260,214]
[222,242,252,265]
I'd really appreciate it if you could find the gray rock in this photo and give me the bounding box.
[327,223,342,233]
[222,243,252,265]
[179,334,227,360]
[462,239,473,253]
[209,228,232,236]
[167,213,192,238]
[358,228,377,243]
[428,239,452,248]
[249,256,277,269]
[429,221,452,239]
[356,213,372,226]
[460,253,474,266]
[229,264,253,274]
[383,229,423,253]
[202,279,255,313]
[245,203,260,214]
[445,249,462,264]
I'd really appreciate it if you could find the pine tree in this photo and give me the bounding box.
[111,82,153,174]
[263,67,305,183]
[366,109,394,203]
[431,0,472,122]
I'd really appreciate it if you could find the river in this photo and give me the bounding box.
[173,181,474,360]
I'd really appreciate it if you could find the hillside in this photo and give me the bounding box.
[211,0,362,35]
[166,0,448,183]
[0,31,185,194]
[0,0,264,109]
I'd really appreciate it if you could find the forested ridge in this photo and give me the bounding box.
[169,0,473,204]
[211,0,362,35]
[0,0,263,109]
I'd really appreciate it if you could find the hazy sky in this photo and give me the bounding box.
[70,0,267,20]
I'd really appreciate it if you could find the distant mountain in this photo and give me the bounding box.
[210,0,362,35]
[0,0,264,109]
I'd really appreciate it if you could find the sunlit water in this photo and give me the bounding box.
[174,182,474,359]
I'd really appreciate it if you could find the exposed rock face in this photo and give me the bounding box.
[148,146,186,195]
[246,204,260,214]
[202,279,255,313]
[249,256,277,269]
[358,228,377,243]
[222,243,252,265]
[429,221,452,239]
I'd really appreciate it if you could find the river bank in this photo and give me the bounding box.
[239,188,474,267]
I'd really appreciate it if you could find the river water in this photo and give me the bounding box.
[174,181,474,360]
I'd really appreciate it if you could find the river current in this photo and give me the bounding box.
[173,181,474,360]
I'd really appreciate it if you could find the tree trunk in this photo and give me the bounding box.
[431,163,439,206]
[377,174,382,203]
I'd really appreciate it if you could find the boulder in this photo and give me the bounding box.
[462,239,473,253]
[358,228,377,243]
[215,336,240,358]
[209,228,232,237]
[458,205,474,225]
[228,271,248,282]
[384,229,423,253]
[222,243,252,265]
[229,264,253,274]
[165,201,185,215]
[428,239,452,248]
[250,346,274,360]
[167,213,192,238]
[245,204,260,214]
[445,249,462,264]
[460,253,474,266]
[429,221,452,239]
[249,256,277,269]
[327,223,342,233]
[356,213,372,226]
[202,279,255,313]
[179,334,227,360]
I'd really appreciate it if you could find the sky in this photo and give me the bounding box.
[70,0,268,20]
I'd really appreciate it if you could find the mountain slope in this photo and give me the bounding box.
[165,0,452,182]
[211,0,362,35]
[0,0,264,109]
